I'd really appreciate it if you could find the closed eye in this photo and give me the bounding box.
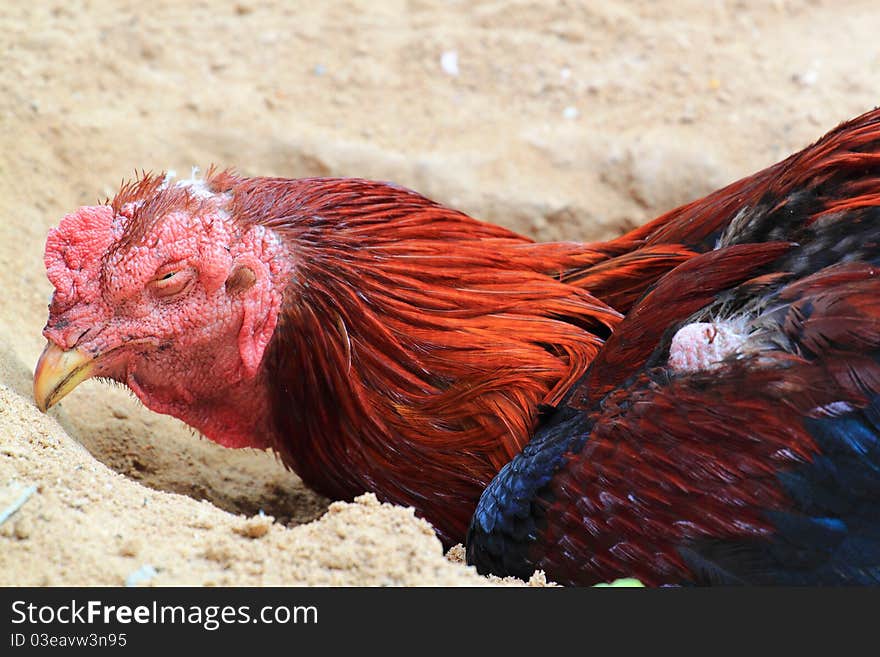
[148,267,195,298]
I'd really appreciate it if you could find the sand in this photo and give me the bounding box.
[1,0,879,586]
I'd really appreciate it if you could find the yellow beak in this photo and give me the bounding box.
[33,342,96,412]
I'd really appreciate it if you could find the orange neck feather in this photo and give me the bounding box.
[221,176,620,543]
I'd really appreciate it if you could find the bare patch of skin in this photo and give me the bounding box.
[668,321,750,373]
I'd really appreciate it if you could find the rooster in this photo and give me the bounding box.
[467,108,880,585]
[33,171,686,545]
[35,109,880,576]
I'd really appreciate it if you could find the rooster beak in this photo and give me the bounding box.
[33,342,96,412]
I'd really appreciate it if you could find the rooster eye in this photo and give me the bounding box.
[149,268,194,298]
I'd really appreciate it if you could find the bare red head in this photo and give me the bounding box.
[35,171,290,448]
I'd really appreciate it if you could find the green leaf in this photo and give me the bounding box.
[593,577,645,588]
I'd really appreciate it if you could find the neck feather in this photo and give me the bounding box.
[225,176,619,543]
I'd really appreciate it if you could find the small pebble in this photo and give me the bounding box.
[125,564,157,587]
[440,50,459,76]
[236,513,273,539]
[119,538,141,557]
[445,544,466,563]
[792,69,818,87]
[13,518,32,540]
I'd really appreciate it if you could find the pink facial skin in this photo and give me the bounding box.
[42,190,291,449]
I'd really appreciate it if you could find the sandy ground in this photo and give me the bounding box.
[1,0,879,586]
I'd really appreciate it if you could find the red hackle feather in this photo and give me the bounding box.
[198,173,625,543]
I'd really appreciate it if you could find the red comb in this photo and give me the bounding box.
[44,205,115,305]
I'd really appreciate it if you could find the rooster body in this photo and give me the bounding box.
[467,108,880,585]
[35,109,880,579]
